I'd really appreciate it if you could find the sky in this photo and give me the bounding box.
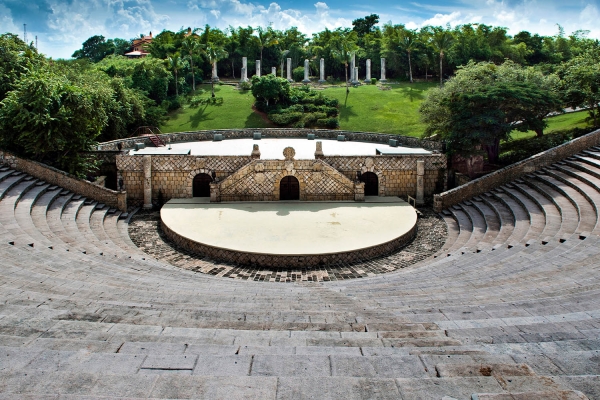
[1,0,600,59]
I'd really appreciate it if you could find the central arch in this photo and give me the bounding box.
[361,172,379,196]
[280,176,300,200]
[193,173,213,197]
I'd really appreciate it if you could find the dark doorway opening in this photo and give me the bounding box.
[361,172,379,196]
[193,173,213,197]
[280,176,300,200]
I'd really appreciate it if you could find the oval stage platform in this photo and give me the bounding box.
[160,197,418,268]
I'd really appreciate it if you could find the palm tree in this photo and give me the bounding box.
[181,35,201,91]
[204,44,228,97]
[167,53,185,96]
[331,31,359,95]
[254,26,278,75]
[429,27,454,86]
[399,28,418,83]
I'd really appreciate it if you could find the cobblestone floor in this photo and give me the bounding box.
[128,208,447,282]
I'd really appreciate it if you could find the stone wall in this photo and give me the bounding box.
[98,128,443,152]
[216,159,356,202]
[324,154,447,198]
[116,155,253,205]
[433,128,600,212]
[0,150,127,211]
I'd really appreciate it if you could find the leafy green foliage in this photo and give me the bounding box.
[0,33,45,102]
[420,61,564,164]
[292,66,305,82]
[249,75,339,128]
[559,47,600,126]
[0,68,109,175]
[72,35,130,62]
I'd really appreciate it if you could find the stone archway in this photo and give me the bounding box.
[361,171,379,196]
[280,176,300,200]
[193,173,213,197]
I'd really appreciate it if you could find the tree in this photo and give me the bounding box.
[254,26,278,74]
[331,31,359,94]
[250,74,290,106]
[420,61,564,167]
[428,27,454,86]
[0,33,45,102]
[167,53,185,96]
[399,28,418,83]
[0,68,110,175]
[181,35,202,91]
[203,44,228,97]
[560,48,600,126]
[72,35,125,62]
[352,14,379,38]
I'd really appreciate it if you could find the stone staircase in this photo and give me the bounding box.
[0,143,599,399]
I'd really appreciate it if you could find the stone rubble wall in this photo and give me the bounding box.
[0,150,127,211]
[433,128,600,212]
[217,159,355,202]
[117,155,253,206]
[98,128,443,152]
[324,154,447,198]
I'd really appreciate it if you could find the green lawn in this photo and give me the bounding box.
[161,82,436,135]
[509,110,593,140]
[161,83,593,140]
[161,84,272,133]
[323,82,436,136]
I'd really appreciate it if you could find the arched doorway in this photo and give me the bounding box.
[193,173,213,197]
[280,176,300,200]
[361,172,379,196]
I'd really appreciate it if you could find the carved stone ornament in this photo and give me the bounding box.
[283,146,296,160]
[285,161,294,171]
[254,163,265,172]
[312,162,323,172]
[255,173,266,183]
[195,158,206,168]
[365,157,374,168]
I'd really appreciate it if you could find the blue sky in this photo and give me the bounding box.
[1,0,599,59]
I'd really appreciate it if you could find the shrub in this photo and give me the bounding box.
[371,78,377,85]
[317,117,340,129]
[268,111,303,125]
[239,81,252,91]
[292,66,304,82]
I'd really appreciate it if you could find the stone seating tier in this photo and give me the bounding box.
[0,146,599,398]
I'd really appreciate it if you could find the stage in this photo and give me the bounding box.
[160,197,418,268]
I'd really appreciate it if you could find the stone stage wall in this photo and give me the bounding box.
[215,159,357,202]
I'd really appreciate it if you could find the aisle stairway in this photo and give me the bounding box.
[0,142,599,399]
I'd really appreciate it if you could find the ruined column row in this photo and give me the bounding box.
[208,57,388,84]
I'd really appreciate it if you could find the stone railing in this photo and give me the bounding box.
[0,150,127,211]
[433,128,600,212]
[96,128,443,152]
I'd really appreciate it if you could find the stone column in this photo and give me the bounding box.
[210,182,220,203]
[364,59,371,83]
[350,52,355,82]
[302,59,310,83]
[416,159,425,205]
[256,60,261,77]
[314,141,324,159]
[286,58,292,82]
[143,155,152,209]
[380,57,387,82]
[353,67,359,84]
[212,61,219,82]
[241,57,248,82]
[354,182,365,202]
[318,58,326,83]
[271,67,276,75]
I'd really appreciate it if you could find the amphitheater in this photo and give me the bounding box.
[0,128,599,399]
